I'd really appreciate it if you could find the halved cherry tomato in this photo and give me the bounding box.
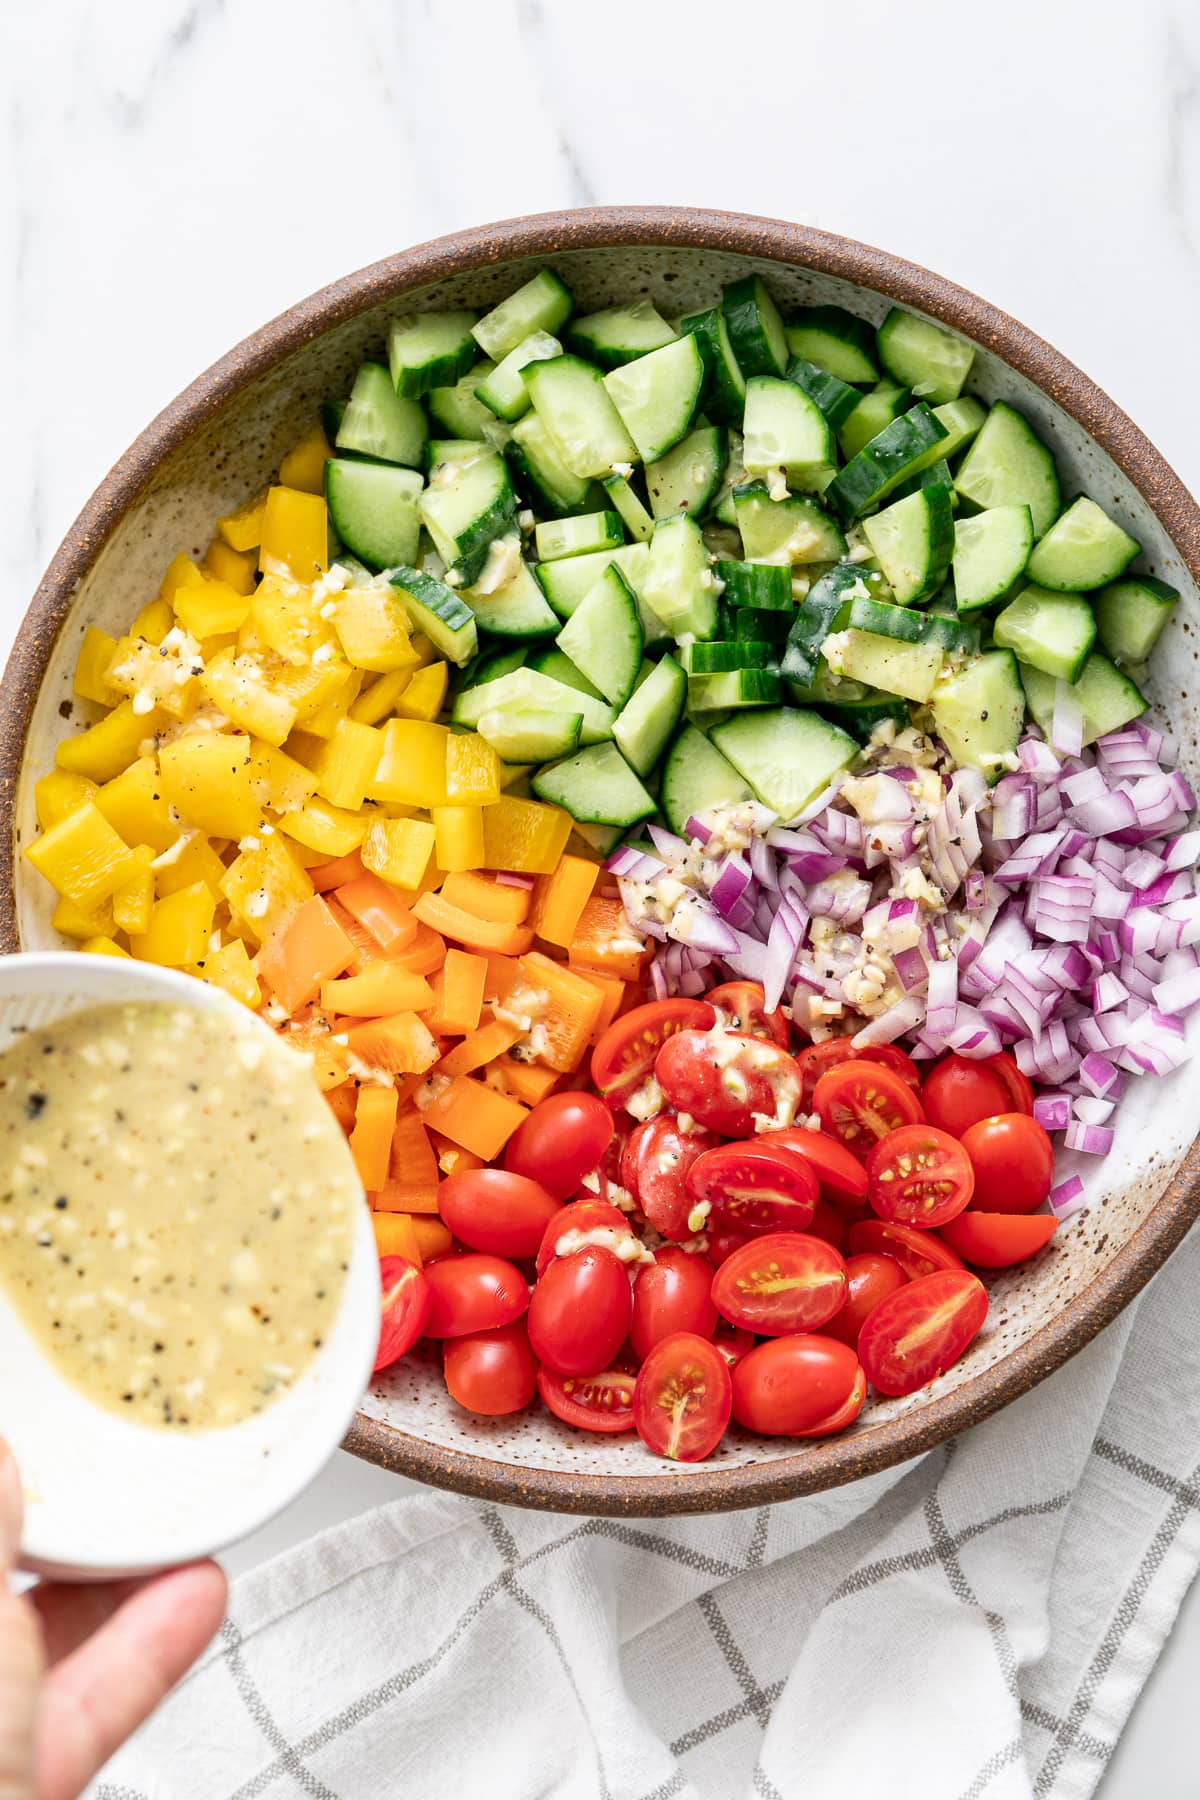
[630,1248,718,1360]
[537,1363,636,1433]
[535,1199,635,1277]
[983,1051,1034,1116]
[730,1335,863,1436]
[705,980,790,1049]
[768,1127,869,1207]
[813,1061,924,1159]
[711,1323,755,1370]
[438,1168,562,1259]
[503,1092,615,1200]
[423,1254,530,1339]
[921,1054,1012,1138]
[858,1269,988,1397]
[939,1210,1058,1268]
[807,1197,849,1252]
[591,999,715,1106]
[711,1232,847,1335]
[656,1030,803,1138]
[684,1141,818,1237]
[374,1256,431,1373]
[621,1114,718,1240]
[795,1040,920,1109]
[528,1244,632,1376]
[633,1332,733,1462]
[847,1219,967,1279]
[821,1252,907,1348]
[443,1320,538,1414]
[866,1123,974,1227]
[707,1227,752,1267]
[960,1113,1055,1214]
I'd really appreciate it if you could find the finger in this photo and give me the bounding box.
[30,1576,143,1666]
[34,1560,227,1800]
[0,1438,43,1800]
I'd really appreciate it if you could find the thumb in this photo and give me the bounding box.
[0,1440,42,1800]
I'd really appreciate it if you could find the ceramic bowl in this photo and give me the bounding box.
[3,208,1199,1518]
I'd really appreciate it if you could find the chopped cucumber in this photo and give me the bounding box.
[743,377,834,484]
[688,668,782,711]
[646,426,728,520]
[476,331,563,423]
[535,542,651,619]
[834,593,926,643]
[660,724,754,834]
[711,708,858,819]
[1024,496,1140,592]
[614,654,687,777]
[535,511,625,562]
[682,641,775,673]
[475,708,583,762]
[472,269,574,361]
[679,307,746,426]
[387,310,478,398]
[916,610,981,657]
[715,560,793,611]
[603,333,705,463]
[785,306,878,384]
[566,300,677,370]
[389,565,478,665]
[460,555,560,639]
[570,821,627,856]
[418,450,516,583]
[952,504,1034,610]
[825,632,945,703]
[819,689,911,742]
[525,647,604,699]
[876,308,975,403]
[324,461,422,571]
[336,362,427,467]
[1094,575,1179,666]
[602,473,655,543]
[721,275,788,378]
[426,438,494,476]
[532,742,656,829]
[780,563,875,687]
[643,515,719,640]
[737,606,793,644]
[861,483,954,605]
[732,484,846,565]
[525,355,638,479]
[426,361,498,442]
[953,400,1061,538]
[992,586,1096,683]
[929,650,1025,778]
[451,665,616,744]
[507,411,593,514]
[838,381,912,462]
[827,404,949,520]
[555,564,644,709]
[785,356,862,431]
[459,644,528,692]
[1019,653,1148,747]
[904,397,987,477]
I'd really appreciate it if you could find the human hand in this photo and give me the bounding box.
[0,1439,227,1800]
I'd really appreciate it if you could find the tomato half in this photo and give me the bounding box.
[705,980,790,1049]
[711,1232,847,1335]
[443,1320,538,1415]
[422,1254,529,1338]
[656,1030,804,1138]
[847,1219,967,1279]
[684,1141,818,1237]
[795,1040,920,1109]
[503,1092,615,1200]
[858,1269,988,1396]
[374,1256,431,1373]
[621,1114,718,1240]
[730,1335,863,1436]
[821,1252,907,1349]
[939,1210,1058,1268]
[537,1363,636,1433]
[591,999,715,1106]
[767,1127,869,1207]
[813,1061,924,1159]
[866,1124,974,1228]
[807,1197,849,1253]
[630,1248,718,1360]
[961,1113,1055,1214]
[438,1168,562,1259]
[535,1199,635,1276]
[528,1244,632,1376]
[921,1055,1012,1138]
[707,1227,752,1267]
[633,1332,733,1462]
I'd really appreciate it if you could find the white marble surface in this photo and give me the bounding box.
[2,0,1199,1791]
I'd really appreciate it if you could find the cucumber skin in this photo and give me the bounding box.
[659,724,754,835]
[826,404,949,521]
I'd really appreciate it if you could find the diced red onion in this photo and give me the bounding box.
[850,995,926,1046]
[1073,1095,1115,1126]
[685,814,713,844]
[1050,1174,1087,1218]
[494,871,536,889]
[1052,682,1084,757]
[1064,1120,1113,1155]
[1034,1093,1071,1130]
[647,824,689,860]
[606,846,668,881]
[1079,1052,1124,1097]
[710,854,753,919]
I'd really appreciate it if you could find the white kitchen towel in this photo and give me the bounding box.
[93,1224,1200,1800]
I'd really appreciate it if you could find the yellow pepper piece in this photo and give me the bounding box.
[432,806,486,873]
[105,635,201,724]
[361,816,437,889]
[132,598,176,646]
[159,555,207,605]
[369,719,448,807]
[203,537,258,596]
[481,794,572,875]
[310,718,385,811]
[157,732,262,838]
[192,938,261,1009]
[269,660,356,727]
[250,575,336,665]
[174,577,252,639]
[73,627,120,706]
[300,668,363,737]
[279,424,332,496]
[130,881,217,967]
[154,834,228,901]
[331,588,420,674]
[34,770,98,832]
[112,847,156,936]
[446,733,501,805]
[25,802,139,906]
[56,700,162,783]
[93,757,179,854]
[217,492,267,554]
[201,649,298,747]
[394,661,448,722]
[349,668,412,726]
[53,894,116,941]
[279,796,369,858]
[220,834,314,946]
[246,741,319,815]
[258,486,327,584]
[81,936,131,958]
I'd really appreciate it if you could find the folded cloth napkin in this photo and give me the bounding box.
[93,1225,1200,1800]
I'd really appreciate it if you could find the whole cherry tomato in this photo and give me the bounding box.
[705,980,790,1049]
[939,1210,1058,1267]
[528,1245,632,1376]
[711,1322,756,1370]
[711,1232,848,1335]
[438,1168,562,1259]
[504,1092,615,1199]
[921,1054,1012,1138]
[621,1114,718,1240]
[374,1256,431,1373]
[821,1252,907,1348]
[633,1332,733,1462]
[684,1140,818,1237]
[766,1127,869,1207]
[630,1248,718,1360]
[656,1030,803,1138]
[591,999,715,1106]
[858,1269,988,1397]
[537,1362,637,1433]
[813,1061,925,1159]
[443,1320,538,1415]
[535,1200,636,1277]
[960,1113,1055,1214]
[422,1254,529,1339]
[731,1335,864,1436]
[866,1124,974,1227]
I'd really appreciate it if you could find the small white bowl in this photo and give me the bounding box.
[0,952,380,1580]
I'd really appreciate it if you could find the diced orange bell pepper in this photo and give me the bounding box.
[426,1131,486,1178]
[411,1216,453,1259]
[516,952,607,1072]
[437,1014,524,1077]
[372,1212,424,1262]
[371,1179,441,1214]
[440,870,533,926]
[345,1012,441,1075]
[420,1076,528,1160]
[279,1020,352,1090]
[350,1084,399,1190]
[391,924,447,976]
[483,954,523,1005]
[390,1109,440,1186]
[421,948,486,1036]
[412,892,534,956]
[335,873,418,951]
[320,963,436,1016]
[310,849,366,893]
[490,1057,562,1106]
[255,895,358,1014]
[569,894,649,983]
[530,855,599,948]
[324,1083,358,1133]
[568,965,627,1044]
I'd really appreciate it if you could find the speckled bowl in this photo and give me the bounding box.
[4,209,1200,1517]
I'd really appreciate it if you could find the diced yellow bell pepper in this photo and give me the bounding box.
[369,719,449,806]
[105,636,201,722]
[279,796,369,858]
[130,881,217,967]
[349,668,413,725]
[191,937,261,1009]
[93,756,180,855]
[56,700,162,783]
[81,935,131,958]
[133,598,176,646]
[250,575,336,665]
[203,537,258,596]
[53,894,116,941]
[331,589,420,674]
[279,424,332,496]
[73,627,121,706]
[300,668,363,737]
[158,732,262,838]
[310,718,385,811]
[446,733,501,805]
[25,802,139,906]
[201,649,298,747]
[218,492,268,554]
[34,770,98,832]
[154,833,228,901]
[432,806,486,872]
[246,741,319,815]
[174,577,252,639]
[258,486,327,584]
[112,846,156,936]
[394,661,448,722]
[220,834,314,945]
[270,660,356,727]
[481,794,572,875]
[361,816,437,889]
[159,554,207,604]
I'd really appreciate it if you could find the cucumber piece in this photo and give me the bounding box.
[614,653,687,778]
[525,647,604,699]
[715,560,793,611]
[604,333,705,463]
[929,650,1025,778]
[570,821,627,856]
[426,361,497,442]
[903,397,987,478]
[1019,653,1148,747]
[688,668,782,712]
[460,554,560,640]
[916,610,981,657]
[1094,575,1179,666]
[785,307,878,384]
[459,644,528,691]
[679,307,746,426]
[324,461,422,571]
[566,300,677,370]
[660,724,754,834]
[838,381,912,462]
[507,412,593,514]
[475,708,583,763]
[952,504,1034,610]
[475,331,563,423]
[645,426,728,520]
[732,484,846,565]
[819,690,911,743]
[721,275,788,378]
[555,564,644,709]
[833,594,925,643]
[336,362,427,467]
[827,405,949,521]
[709,430,747,526]
[387,310,478,399]
[861,483,954,605]
[992,586,1096,682]
[743,377,834,483]
[389,565,478,665]
[426,438,494,476]
[737,606,793,644]
[525,355,638,478]
[534,543,651,619]
[534,511,625,562]
[472,269,574,361]
[953,400,1061,538]
[876,308,975,403]
[451,666,616,744]
[711,708,858,819]
[785,356,862,431]
[1024,496,1140,592]
[780,563,874,686]
[682,641,775,673]
[824,631,945,703]
[418,450,517,584]
[893,458,956,502]
[532,742,656,829]
[602,472,655,543]
[322,399,347,443]
[643,515,719,639]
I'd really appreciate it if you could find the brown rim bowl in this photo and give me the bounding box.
[4,207,1200,1517]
